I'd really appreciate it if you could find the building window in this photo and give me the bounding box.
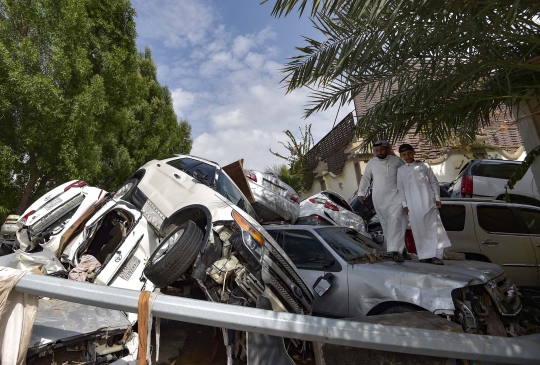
[320,179,327,191]
[354,161,362,185]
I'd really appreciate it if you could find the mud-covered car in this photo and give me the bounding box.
[299,190,370,238]
[265,225,523,336]
[114,155,314,315]
[1,214,19,241]
[244,169,300,223]
[16,180,107,254]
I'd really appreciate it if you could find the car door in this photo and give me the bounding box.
[280,229,347,318]
[153,157,217,216]
[514,206,540,286]
[440,202,481,255]
[473,203,538,287]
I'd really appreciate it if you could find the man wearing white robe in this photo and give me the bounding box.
[357,141,408,262]
[397,144,451,265]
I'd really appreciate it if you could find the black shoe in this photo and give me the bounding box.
[393,252,404,263]
[403,251,412,260]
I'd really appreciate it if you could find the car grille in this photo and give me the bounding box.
[269,274,303,314]
[268,246,313,302]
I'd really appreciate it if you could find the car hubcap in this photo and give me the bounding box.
[153,229,185,264]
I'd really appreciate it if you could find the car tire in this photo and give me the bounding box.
[380,303,421,315]
[144,221,204,288]
[0,242,13,256]
[114,178,139,202]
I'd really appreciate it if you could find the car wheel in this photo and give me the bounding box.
[144,221,204,288]
[380,303,421,315]
[0,242,13,256]
[114,178,139,202]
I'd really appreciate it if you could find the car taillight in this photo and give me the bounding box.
[309,198,317,203]
[20,210,36,224]
[324,201,339,211]
[64,180,87,191]
[311,214,326,221]
[290,194,299,204]
[245,172,257,182]
[461,175,473,196]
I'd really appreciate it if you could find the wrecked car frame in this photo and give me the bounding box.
[265,225,522,336]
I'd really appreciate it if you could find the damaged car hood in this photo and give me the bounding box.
[28,299,130,355]
[348,258,504,316]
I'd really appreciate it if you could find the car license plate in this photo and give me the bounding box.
[263,179,286,196]
[44,197,62,211]
[119,256,140,281]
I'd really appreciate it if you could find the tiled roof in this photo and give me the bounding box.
[305,93,523,186]
[354,93,522,158]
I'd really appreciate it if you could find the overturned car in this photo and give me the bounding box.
[114,154,314,315]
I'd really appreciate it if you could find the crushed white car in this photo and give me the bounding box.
[115,155,314,316]
[244,169,300,223]
[299,190,371,238]
[16,180,107,254]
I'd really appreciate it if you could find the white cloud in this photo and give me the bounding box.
[133,2,352,170]
[132,1,215,49]
[170,88,195,118]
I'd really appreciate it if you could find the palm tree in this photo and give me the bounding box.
[266,0,540,148]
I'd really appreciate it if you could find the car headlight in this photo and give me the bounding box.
[232,210,265,260]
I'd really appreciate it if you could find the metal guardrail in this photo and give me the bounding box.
[11,271,540,365]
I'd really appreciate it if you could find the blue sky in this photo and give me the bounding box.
[131,0,352,170]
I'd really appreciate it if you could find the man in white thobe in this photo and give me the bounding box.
[358,140,408,262]
[397,143,451,265]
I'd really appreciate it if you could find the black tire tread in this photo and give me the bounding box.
[144,221,204,288]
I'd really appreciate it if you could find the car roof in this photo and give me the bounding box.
[441,197,540,209]
[173,154,220,167]
[474,159,521,165]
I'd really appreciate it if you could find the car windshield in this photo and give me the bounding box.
[167,158,217,186]
[316,227,373,261]
[216,169,258,220]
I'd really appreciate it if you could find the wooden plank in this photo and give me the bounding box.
[222,159,255,204]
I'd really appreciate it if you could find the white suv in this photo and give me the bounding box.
[115,155,314,314]
[447,159,540,206]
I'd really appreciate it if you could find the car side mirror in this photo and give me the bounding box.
[313,273,334,297]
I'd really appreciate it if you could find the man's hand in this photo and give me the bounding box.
[435,200,442,209]
[358,196,365,203]
[404,207,409,214]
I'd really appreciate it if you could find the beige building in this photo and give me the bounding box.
[301,100,525,200]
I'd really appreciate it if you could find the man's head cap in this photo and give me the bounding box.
[398,143,414,153]
[373,140,389,147]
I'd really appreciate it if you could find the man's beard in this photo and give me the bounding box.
[377,153,388,159]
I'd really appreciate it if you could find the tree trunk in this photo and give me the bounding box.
[16,152,40,215]
[515,99,540,195]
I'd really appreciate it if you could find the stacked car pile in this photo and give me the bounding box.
[3,156,314,364]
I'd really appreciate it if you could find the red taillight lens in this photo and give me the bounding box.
[64,180,87,191]
[461,175,473,196]
[245,172,257,182]
[309,198,317,203]
[290,194,299,204]
[324,201,339,211]
[21,210,36,224]
[312,214,326,221]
